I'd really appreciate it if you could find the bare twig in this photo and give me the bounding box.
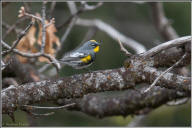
[29,112,55,117]
[23,2,31,13]
[18,6,42,21]
[1,40,61,71]
[2,21,21,34]
[3,17,29,39]
[45,18,55,28]
[23,103,76,110]
[57,2,103,29]
[22,107,55,117]
[60,1,79,44]
[2,3,61,71]
[49,2,56,18]
[143,53,187,93]
[1,60,6,70]
[2,77,18,88]
[57,2,78,55]
[142,36,191,58]
[150,2,178,40]
[117,38,132,56]
[128,115,146,127]
[38,63,51,73]
[2,21,35,56]
[166,97,189,106]
[61,17,77,44]
[80,2,103,11]
[41,2,46,53]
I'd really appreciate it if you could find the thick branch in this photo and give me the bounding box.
[2,63,190,114]
[152,44,191,67]
[57,87,188,118]
[143,53,188,93]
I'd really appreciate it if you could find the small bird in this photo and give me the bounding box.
[59,40,100,69]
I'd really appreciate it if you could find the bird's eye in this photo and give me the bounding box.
[91,43,97,47]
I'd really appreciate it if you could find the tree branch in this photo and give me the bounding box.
[76,18,146,54]
[117,38,132,56]
[2,16,29,39]
[56,87,189,118]
[2,62,190,115]
[143,53,188,93]
[2,21,35,56]
[1,40,61,71]
[149,2,178,40]
[142,36,191,58]
[40,2,46,53]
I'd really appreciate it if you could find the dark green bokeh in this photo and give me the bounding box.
[2,2,191,126]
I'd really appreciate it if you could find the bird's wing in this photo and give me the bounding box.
[59,52,88,62]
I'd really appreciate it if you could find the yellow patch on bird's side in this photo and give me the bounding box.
[90,40,97,43]
[80,55,92,63]
[94,46,100,53]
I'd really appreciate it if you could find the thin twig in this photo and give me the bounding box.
[80,2,103,11]
[61,16,77,43]
[1,40,61,71]
[2,21,35,56]
[23,2,31,13]
[128,115,146,127]
[41,2,46,53]
[56,2,78,55]
[60,1,78,43]
[49,1,56,18]
[23,103,76,110]
[117,38,132,56]
[29,112,55,117]
[166,97,189,106]
[1,60,6,70]
[2,21,22,34]
[22,106,55,117]
[3,17,29,39]
[57,2,103,30]
[18,6,42,21]
[45,18,55,28]
[143,53,187,93]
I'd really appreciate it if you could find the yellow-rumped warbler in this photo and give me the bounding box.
[59,40,100,69]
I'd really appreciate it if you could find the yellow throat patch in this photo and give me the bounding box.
[94,46,100,53]
[80,55,91,63]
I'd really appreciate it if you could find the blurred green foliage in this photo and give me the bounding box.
[2,2,191,126]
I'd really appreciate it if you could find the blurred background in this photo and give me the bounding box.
[2,2,191,126]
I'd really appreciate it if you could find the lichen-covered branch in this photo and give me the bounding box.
[56,87,189,118]
[2,60,190,115]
